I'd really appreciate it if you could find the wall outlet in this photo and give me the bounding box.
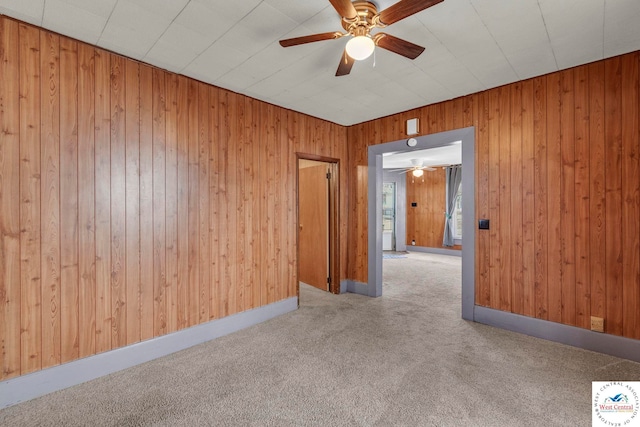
[590,316,605,333]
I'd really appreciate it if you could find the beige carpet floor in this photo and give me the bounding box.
[1,252,639,426]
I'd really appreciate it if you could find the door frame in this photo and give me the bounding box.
[367,126,475,320]
[296,153,340,295]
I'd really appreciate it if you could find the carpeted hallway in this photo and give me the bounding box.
[2,252,639,426]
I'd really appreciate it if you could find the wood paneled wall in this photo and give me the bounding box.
[405,168,456,249]
[0,17,348,380]
[347,52,640,340]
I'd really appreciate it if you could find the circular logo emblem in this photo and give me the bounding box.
[593,382,639,426]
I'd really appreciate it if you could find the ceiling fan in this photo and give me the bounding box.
[279,0,443,76]
[389,159,437,177]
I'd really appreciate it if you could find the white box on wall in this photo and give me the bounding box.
[407,118,419,135]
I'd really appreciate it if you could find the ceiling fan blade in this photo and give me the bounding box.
[377,0,443,26]
[280,32,343,47]
[375,33,425,59]
[328,0,358,19]
[335,50,355,76]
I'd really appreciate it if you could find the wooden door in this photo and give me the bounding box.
[298,163,329,291]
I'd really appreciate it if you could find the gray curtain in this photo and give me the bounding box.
[443,165,462,247]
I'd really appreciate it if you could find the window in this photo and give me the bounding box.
[452,185,462,240]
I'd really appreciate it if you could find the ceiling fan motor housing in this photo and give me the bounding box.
[341,1,380,35]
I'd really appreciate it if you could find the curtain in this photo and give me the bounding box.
[443,165,462,247]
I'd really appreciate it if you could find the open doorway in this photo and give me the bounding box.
[366,127,475,321]
[383,145,462,254]
[382,183,396,251]
[297,154,340,295]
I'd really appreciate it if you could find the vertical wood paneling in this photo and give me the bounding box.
[405,169,451,249]
[125,60,141,345]
[463,96,474,127]
[250,99,262,308]
[621,53,639,340]
[498,87,511,312]
[0,17,21,379]
[273,106,283,302]
[19,23,42,375]
[164,74,178,333]
[40,30,61,368]
[510,83,524,315]
[77,43,96,357]
[521,79,536,317]
[573,65,591,329]
[235,95,246,312]
[283,111,293,297]
[338,125,349,282]
[533,76,548,320]
[216,91,227,316]
[1,17,354,380]
[443,101,454,131]
[59,37,79,363]
[242,98,254,308]
[209,87,220,321]
[176,76,189,330]
[197,83,210,322]
[560,69,576,326]
[4,16,640,381]
[604,57,624,336]
[187,78,199,327]
[110,55,126,348]
[355,165,368,282]
[219,91,234,315]
[94,49,111,354]
[488,89,501,310]
[262,103,275,304]
[546,73,562,323]
[273,108,285,302]
[138,64,154,341]
[589,61,606,323]
[346,52,640,340]
[345,127,359,282]
[475,92,490,306]
[231,93,241,310]
[286,114,296,300]
[151,69,166,336]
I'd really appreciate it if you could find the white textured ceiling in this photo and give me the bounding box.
[1,0,639,126]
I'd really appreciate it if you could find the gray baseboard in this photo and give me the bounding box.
[345,280,369,296]
[340,279,347,294]
[0,297,298,409]
[409,246,462,257]
[474,305,640,363]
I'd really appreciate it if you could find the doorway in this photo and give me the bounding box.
[297,155,340,294]
[366,127,475,320]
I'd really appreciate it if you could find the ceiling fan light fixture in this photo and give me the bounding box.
[412,169,424,178]
[346,35,375,60]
